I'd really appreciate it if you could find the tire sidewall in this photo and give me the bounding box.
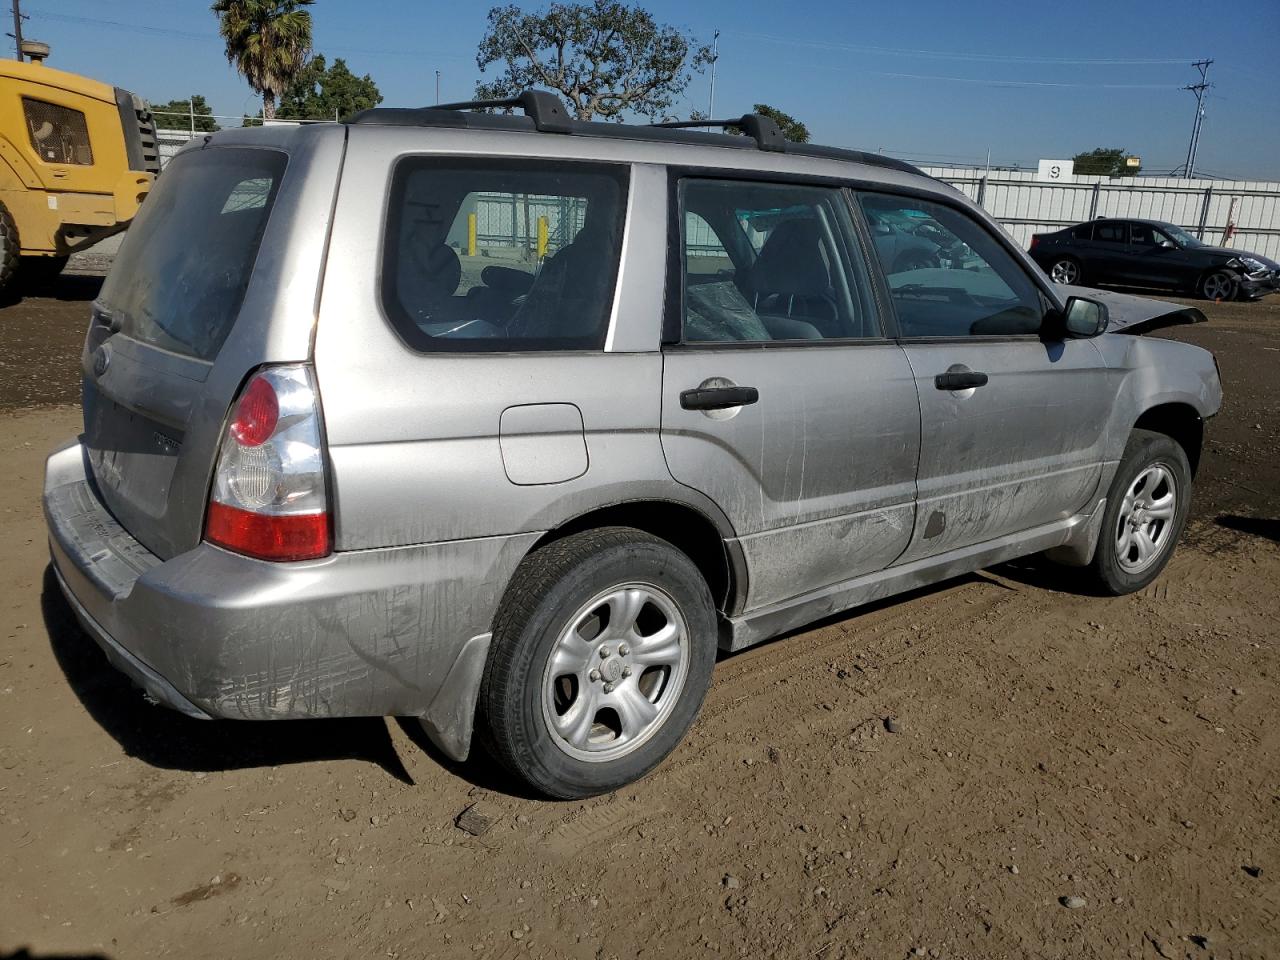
[0,203,18,293]
[488,535,717,799]
[1092,432,1192,594]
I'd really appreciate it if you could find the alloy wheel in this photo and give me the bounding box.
[1114,463,1178,574]
[1050,260,1079,284]
[541,583,690,762]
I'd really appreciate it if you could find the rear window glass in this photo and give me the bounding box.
[99,147,286,362]
[382,158,628,352]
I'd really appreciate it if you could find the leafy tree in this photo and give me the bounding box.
[475,1,712,121]
[1072,147,1140,177]
[211,0,314,121]
[149,94,220,132]
[277,54,383,120]
[750,103,808,143]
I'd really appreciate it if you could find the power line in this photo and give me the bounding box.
[725,29,1199,66]
[23,7,471,60]
[872,69,1181,90]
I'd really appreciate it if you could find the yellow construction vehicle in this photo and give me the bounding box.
[0,42,159,294]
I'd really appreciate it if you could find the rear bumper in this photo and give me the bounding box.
[44,439,538,741]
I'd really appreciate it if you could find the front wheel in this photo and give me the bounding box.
[1199,269,1237,302]
[1083,429,1192,595]
[480,527,717,799]
[1049,257,1082,285]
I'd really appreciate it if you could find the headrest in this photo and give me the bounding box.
[750,218,833,297]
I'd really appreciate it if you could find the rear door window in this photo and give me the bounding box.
[98,147,286,361]
[1095,221,1127,244]
[382,159,628,351]
[678,179,879,342]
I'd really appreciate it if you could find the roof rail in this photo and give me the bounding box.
[424,89,573,134]
[651,115,787,153]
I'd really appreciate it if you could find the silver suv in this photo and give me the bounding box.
[44,91,1222,798]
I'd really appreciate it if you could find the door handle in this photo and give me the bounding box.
[934,371,989,391]
[680,385,759,410]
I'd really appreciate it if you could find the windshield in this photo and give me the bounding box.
[1160,222,1202,248]
[99,147,287,361]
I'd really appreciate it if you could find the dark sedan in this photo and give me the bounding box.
[1029,218,1279,301]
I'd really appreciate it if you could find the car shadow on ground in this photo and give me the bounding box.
[1215,514,1280,544]
[40,566,417,784]
[0,274,104,308]
[392,718,544,800]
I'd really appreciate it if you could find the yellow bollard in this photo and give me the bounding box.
[537,215,549,258]
[467,212,477,258]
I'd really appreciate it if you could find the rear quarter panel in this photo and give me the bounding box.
[313,132,733,552]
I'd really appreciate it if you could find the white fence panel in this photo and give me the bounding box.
[919,165,1280,260]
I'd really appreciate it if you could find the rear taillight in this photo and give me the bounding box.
[204,364,330,561]
[1029,235,1040,250]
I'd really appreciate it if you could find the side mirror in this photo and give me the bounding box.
[1062,296,1109,337]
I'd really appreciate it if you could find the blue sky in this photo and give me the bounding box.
[19,0,1280,179]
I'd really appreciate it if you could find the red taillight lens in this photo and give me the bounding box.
[229,376,279,447]
[205,365,330,562]
[206,502,330,561]
[1029,235,1040,250]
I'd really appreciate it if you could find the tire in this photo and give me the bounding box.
[0,203,18,296]
[1049,257,1082,285]
[480,526,718,799]
[1083,429,1193,596]
[1199,269,1237,302]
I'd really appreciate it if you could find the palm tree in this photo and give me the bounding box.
[211,0,314,121]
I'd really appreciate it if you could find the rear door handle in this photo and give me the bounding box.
[934,371,989,391]
[680,385,759,410]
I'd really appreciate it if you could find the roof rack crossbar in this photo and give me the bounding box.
[651,115,786,153]
[425,89,573,134]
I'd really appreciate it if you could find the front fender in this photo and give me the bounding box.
[1093,334,1222,463]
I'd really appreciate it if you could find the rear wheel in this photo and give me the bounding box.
[1049,257,1082,285]
[1199,269,1237,302]
[480,527,717,799]
[0,203,18,296]
[1083,429,1192,595]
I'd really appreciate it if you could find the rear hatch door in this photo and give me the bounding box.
[82,131,342,559]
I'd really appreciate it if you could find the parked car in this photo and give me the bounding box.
[1029,218,1280,301]
[44,92,1221,799]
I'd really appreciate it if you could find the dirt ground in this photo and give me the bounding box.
[1,275,1278,960]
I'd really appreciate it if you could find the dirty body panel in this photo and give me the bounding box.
[45,112,1224,767]
[45,441,537,725]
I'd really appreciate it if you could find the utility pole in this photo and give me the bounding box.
[11,0,25,60]
[706,29,719,126]
[435,70,441,104]
[1182,59,1212,180]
